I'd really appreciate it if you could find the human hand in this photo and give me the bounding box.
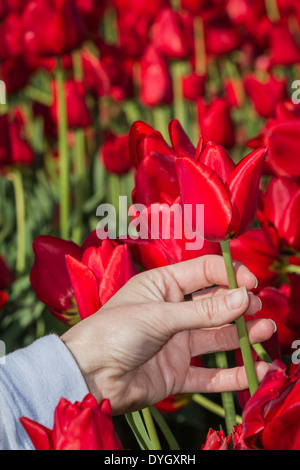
[61,255,275,415]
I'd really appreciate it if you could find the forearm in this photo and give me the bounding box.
[0,335,89,450]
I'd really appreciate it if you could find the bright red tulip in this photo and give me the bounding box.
[101,131,132,175]
[244,73,287,118]
[182,72,206,101]
[230,229,281,291]
[0,111,34,168]
[175,143,267,241]
[197,98,236,148]
[203,11,241,57]
[66,240,139,319]
[138,45,173,107]
[30,236,83,325]
[242,360,300,450]
[247,102,300,177]
[258,176,300,252]
[22,0,87,58]
[201,428,232,450]
[20,394,123,450]
[269,23,300,66]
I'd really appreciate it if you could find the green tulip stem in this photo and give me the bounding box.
[265,0,280,23]
[72,50,87,245]
[141,408,162,450]
[56,56,70,240]
[192,393,242,424]
[7,170,26,275]
[220,240,259,396]
[214,351,238,435]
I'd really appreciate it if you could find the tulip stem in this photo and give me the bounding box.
[7,170,26,275]
[141,408,162,450]
[220,240,259,396]
[192,393,242,424]
[265,0,280,23]
[72,50,87,245]
[56,57,70,240]
[214,351,238,435]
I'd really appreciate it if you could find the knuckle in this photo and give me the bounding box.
[195,296,219,325]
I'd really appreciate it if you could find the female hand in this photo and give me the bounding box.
[61,255,275,415]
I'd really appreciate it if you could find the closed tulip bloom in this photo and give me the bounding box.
[175,141,267,241]
[198,98,236,148]
[201,428,232,450]
[21,395,123,450]
[22,0,87,58]
[242,360,300,450]
[51,79,91,129]
[30,236,83,325]
[101,131,132,175]
[244,73,287,118]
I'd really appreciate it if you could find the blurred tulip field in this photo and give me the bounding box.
[1,0,300,451]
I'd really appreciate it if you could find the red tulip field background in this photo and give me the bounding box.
[1,0,300,451]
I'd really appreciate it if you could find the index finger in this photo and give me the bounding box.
[164,255,257,296]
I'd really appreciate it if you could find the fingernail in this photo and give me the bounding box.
[226,287,248,310]
[256,296,262,311]
[269,319,277,333]
[253,276,258,289]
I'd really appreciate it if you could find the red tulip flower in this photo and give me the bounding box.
[175,142,267,241]
[0,111,34,168]
[101,131,132,175]
[247,102,300,177]
[22,0,87,58]
[66,240,139,319]
[242,360,300,450]
[201,428,232,450]
[20,395,123,450]
[30,235,83,325]
[51,79,91,129]
[197,98,236,148]
[244,73,287,118]
[0,254,14,310]
[258,176,300,252]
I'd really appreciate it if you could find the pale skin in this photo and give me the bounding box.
[61,255,276,415]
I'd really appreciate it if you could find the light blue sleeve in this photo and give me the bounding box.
[0,335,89,450]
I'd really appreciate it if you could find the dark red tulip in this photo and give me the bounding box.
[51,79,91,129]
[0,12,23,60]
[30,235,83,325]
[242,360,300,450]
[101,131,132,175]
[203,11,241,57]
[21,395,123,450]
[0,111,34,168]
[175,143,267,241]
[22,0,87,58]
[182,72,206,101]
[66,240,138,319]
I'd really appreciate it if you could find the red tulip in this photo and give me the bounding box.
[182,72,206,101]
[0,12,23,60]
[225,0,265,27]
[230,229,281,291]
[203,11,241,57]
[51,79,91,129]
[175,143,267,241]
[66,240,138,319]
[249,281,300,356]
[242,360,300,450]
[269,23,300,66]
[247,102,300,177]
[101,131,132,175]
[244,73,287,118]
[0,111,34,168]
[0,291,8,310]
[201,428,232,450]
[0,54,32,94]
[258,176,300,252]
[150,7,193,60]
[30,236,83,325]
[138,45,173,107]
[22,0,87,58]
[20,394,123,450]
[197,98,235,148]
[0,254,14,311]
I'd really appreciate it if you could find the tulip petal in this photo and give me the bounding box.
[281,188,300,251]
[66,255,100,319]
[20,417,52,451]
[175,157,232,241]
[226,148,267,238]
[168,119,196,158]
[199,140,236,184]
